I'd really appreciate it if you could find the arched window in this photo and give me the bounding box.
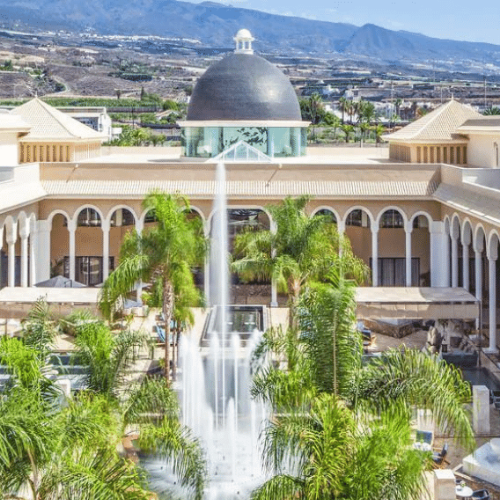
[77,208,101,227]
[380,209,404,228]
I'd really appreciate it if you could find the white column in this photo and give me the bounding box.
[405,222,412,287]
[29,221,37,286]
[475,248,483,331]
[371,227,379,287]
[135,219,144,302]
[6,226,17,287]
[0,226,3,286]
[20,231,29,288]
[337,220,345,257]
[487,254,498,353]
[35,220,51,283]
[430,221,448,287]
[68,219,77,281]
[102,220,110,281]
[451,234,458,287]
[270,219,278,306]
[462,243,470,291]
[475,249,483,303]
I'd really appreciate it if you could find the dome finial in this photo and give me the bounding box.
[234,29,254,54]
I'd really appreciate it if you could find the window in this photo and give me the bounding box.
[314,209,337,224]
[346,209,370,228]
[110,209,135,227]
[77,208,101,227]
[416,147,421,163]
[370,257,420,286]
[144,210,157,223]
[64,256,114,286]
[380,210,404,228]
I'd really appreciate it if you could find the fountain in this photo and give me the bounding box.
[142,162,268,499]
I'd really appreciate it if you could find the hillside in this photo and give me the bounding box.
[1,0,500,70]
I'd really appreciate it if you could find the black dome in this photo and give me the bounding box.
[187,53,301,121]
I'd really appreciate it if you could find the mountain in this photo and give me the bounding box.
[1,0,500,68]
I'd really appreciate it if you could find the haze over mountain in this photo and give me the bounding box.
[1,0,500,70]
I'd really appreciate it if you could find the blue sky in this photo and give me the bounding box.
[190,0,500,45]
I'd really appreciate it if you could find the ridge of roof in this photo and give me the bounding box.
[10,98,106,141]
[384,100,482,142]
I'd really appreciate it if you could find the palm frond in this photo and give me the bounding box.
[138,419,206,500]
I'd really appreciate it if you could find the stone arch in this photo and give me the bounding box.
[72,204,104,226]
[409,211,433,287]
[487,230,500,261]
[72,205,104,286]
[47,209,71,230]
[310,206,340,224]
[461,219,473,245]
[376,206,409,286]
[207,205,273,234]
[105,204,138,226]
[375,205,408,228]
[342,205,375,227]
[409,210,433,228]
[451,213,461,240]
[474,224,486,253]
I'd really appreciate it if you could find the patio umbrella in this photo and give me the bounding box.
[35,275,86,288]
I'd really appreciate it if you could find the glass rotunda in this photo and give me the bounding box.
[181,29,308,159]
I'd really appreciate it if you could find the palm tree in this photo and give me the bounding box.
[372,123,386,146]
[483,106,500,115]
[0,313,207,500]
[232,196,366,327]
[360,101,376,124]
[100,192,206,381]
[338,96,348,124]
[340,123,354,143]
[250,276,475,500]
[252,394,429,500]
[322,112,341,142]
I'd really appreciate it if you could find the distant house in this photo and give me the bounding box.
[57,106,113,141]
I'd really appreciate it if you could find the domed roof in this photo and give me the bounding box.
[235,28,253,40]
[186,52,302,122]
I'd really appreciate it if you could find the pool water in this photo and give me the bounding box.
[461,367,500,392]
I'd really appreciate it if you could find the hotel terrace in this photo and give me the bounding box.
[1,30,500,354]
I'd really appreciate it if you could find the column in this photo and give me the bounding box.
[0,226,3,286]
[135,219,144,302]
[451,233,458,287]
[475,248,483,331]
[102,219,110,281]
[487,254,498,353]
[68,219,77,281]
[270,219,278,306]
[405,222,412,287]
[475,249,483,303]
[371,227,379,287]
[20,228,29,288]
[430,221,448,287]
[462,242,470,291]
[35,220,51,283]
[337,220,345,257]
[6,224,17,287]
[29,224,37,286]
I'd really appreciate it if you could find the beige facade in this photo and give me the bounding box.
[0,98,500,352]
